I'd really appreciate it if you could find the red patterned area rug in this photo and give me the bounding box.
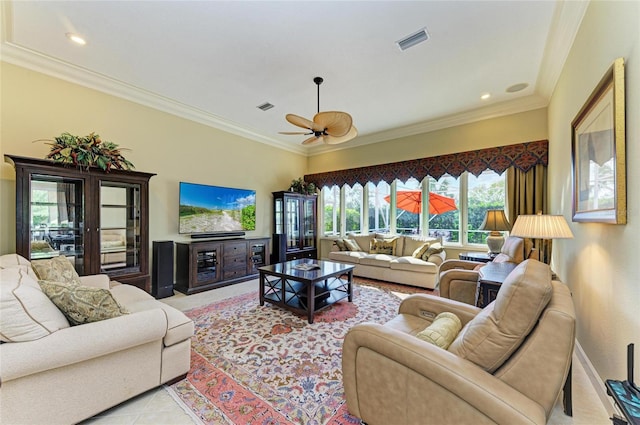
[167,278,432,424]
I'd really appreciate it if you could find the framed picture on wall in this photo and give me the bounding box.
[571,57,626,224]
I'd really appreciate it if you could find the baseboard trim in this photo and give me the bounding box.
[574,339,616,416]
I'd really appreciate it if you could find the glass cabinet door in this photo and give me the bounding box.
[29,175,85,274]
[285,197,300,250]
[302,198,316,250]
[274,198,283,234]
[99,181,141,276]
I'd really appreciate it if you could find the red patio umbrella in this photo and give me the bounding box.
[384,190,457,215]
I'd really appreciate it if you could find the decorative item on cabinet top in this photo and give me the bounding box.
[289,177,316,195]
[35,132,134,172]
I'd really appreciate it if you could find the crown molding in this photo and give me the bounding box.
[536,0,589,98]
[309,94,549,155]
[0,41,307,156]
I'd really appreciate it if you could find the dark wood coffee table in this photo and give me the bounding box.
[259,259,355,323]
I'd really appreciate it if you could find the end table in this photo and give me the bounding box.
[459,251,493,263]
[476,262,517,308]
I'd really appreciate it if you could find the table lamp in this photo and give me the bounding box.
[509,212,574,264]
[479,210,511,256]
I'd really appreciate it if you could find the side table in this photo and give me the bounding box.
[476,262,517,308]
[459,251,493,263]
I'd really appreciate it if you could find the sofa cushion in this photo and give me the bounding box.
[328,251,366,264]
[389,256,439,274]
[0,253,39,280]
[0,267,70,342]
[448,260,552,372]
[359,253,396,267]
[38,280,129,326]
[348,234,374,252]
[31,256,82,286]
[416,312,462,349]
[110,283,194,347]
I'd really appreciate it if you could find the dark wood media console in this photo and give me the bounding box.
[175,237,270,294]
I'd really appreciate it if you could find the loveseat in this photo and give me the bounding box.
[0,254,194,425]
[343,259,575,425]
[328,234,446,289]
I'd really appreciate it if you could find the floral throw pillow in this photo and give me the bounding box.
[31,256,82,286]
[38,280,129,326]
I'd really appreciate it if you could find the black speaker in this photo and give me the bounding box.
[272,233,287,264]
[152,240,174,299]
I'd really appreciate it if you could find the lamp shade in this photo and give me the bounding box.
[479,210,511,231]
[510,214,574,239]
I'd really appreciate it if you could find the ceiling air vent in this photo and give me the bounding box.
[257,102,274,111]
[396,27,429,51]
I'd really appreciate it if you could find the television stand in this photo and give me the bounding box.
[175,237,270,294]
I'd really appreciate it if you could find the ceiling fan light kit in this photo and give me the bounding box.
[280,77,357,145]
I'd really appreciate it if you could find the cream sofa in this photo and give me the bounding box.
[343,259,575,425]
[0,254,194,425]
[327,234,446,289]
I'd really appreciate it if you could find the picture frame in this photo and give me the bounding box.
[571,57,626,224]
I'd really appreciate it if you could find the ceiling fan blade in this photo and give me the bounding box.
[313,111,352,137]
[286,114,323,132]
[301,135,321,145]
[323,125,358,145]
[278,131,311,135]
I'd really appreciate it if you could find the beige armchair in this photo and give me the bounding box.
[342,259,575,425]
[438,236,531,305]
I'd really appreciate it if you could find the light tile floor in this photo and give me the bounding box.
[82,280,612,425]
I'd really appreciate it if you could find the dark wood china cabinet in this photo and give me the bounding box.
[5,155,155,292]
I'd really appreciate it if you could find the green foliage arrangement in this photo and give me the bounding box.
[40,132,134,172]
[290,177,316,195]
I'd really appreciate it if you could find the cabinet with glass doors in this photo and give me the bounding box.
[6,155,155,292]
[272,191,317,261]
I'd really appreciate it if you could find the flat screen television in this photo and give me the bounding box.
[179,182,256,235]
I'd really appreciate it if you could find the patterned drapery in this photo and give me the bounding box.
[304,140,548,188]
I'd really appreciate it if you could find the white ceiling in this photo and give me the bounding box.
[1,1,588,155]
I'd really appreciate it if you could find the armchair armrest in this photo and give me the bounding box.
[398,293,481,325]
[79,274,111,289]
[439,259,484,273]
[342,323,546,425]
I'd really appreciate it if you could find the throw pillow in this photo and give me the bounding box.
[412,242,431,259]
[31,256,82,286]
[38,280,129,326]
[421,242,444,260]
[334,239,348,251]
[369,238,396,255]
[343,239,361,252]
[0,267,70,342]
[416,312,462,349]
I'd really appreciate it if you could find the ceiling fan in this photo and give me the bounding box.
[280,77,358,145]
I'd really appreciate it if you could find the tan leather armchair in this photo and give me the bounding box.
[438,236,531,305]
[342,260,575,425]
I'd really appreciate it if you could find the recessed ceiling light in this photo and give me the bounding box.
[66,33,86,45]
[506,83,529,93]
[481,93,491,100]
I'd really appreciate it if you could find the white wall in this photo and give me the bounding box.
[548,0,640,381]
[0,63,308,258]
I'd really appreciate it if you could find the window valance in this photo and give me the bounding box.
[305,140,548,188]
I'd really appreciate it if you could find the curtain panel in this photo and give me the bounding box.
[304,140,548,189]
